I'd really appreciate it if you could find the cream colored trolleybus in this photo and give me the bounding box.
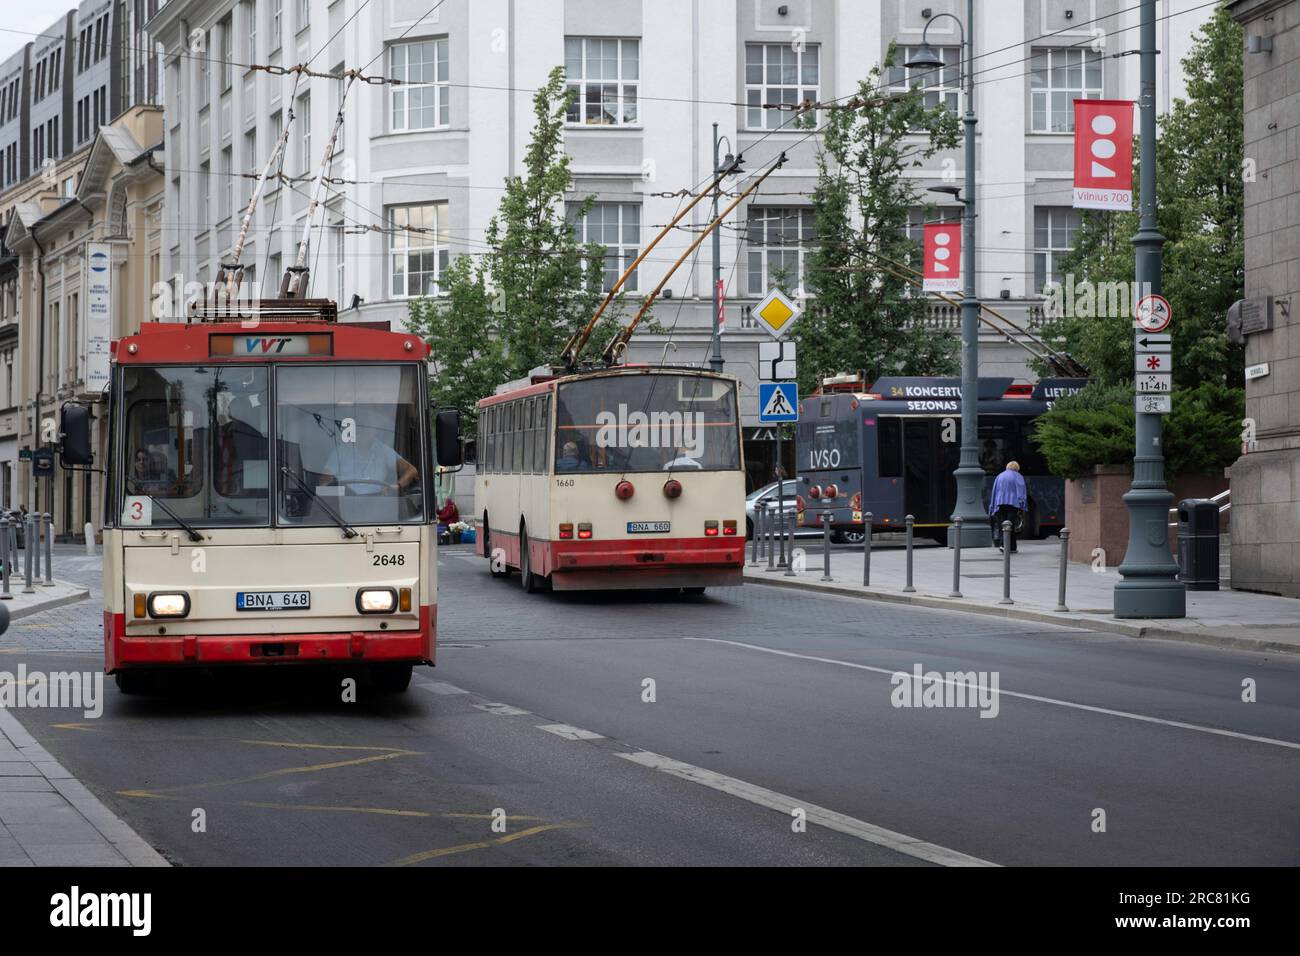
[474,365,746,593]
[59,298,463,693]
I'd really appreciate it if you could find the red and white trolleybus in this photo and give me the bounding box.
[59,298,463,693]
[474,365,746,592]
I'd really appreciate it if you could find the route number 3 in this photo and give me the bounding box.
[122,495,153,526]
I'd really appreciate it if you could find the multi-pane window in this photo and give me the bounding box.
[241,129,256,208]
[1033,207,1082,292]
[747,207,814,295]
[267,111,282,192]
[220,146,233,220]
[333,66,347,153]
[199,160,211,225]
[390,39,449,131]
[270,0,283,52]
[297,93,311,172]
[570,203,640,292]
[220,16,233,90]
[745,43,818,130]
[887,46,961,113]
[333,222,346,304]
[245,0,257,63]
[564,38,639,126]
[1030,48,1103,133]
[388,203,449,298]
[299,0,310,31]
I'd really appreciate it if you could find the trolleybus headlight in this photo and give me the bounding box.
[356,588,398,614]
[147,592,191,619]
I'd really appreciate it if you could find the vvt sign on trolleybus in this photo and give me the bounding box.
[59,297,463,694]
[474,365,746,593]
[795,375,1087,542]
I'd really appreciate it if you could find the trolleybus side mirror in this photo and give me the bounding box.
[435,408,463,467]
[59,402,93,466]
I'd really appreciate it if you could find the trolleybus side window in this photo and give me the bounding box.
[523,399,535,475]
[535,395,550,473]
[877,417,902,477]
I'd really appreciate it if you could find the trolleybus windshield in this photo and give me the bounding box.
[554,374,740,473]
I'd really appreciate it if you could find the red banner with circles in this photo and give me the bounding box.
[922,223,961,292]
[1073,99,1134,211]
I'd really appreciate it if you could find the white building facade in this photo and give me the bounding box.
[147,0,1214,470]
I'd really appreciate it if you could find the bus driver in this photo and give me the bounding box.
[321,406,420,495]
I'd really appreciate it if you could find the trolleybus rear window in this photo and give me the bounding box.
[555,375,740,473]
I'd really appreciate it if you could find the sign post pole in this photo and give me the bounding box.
[1114,0,1185,619]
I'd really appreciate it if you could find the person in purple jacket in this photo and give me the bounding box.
[989,461,1027,553]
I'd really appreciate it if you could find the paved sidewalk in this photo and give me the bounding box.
[0,706,167,867]
[3,578,91,624]
[744,537,1300,655]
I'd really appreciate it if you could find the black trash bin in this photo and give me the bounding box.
[1177,499,1220,591]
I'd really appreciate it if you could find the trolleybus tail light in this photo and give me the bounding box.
[809,485,821,499]
[850,492,862,512]
[356,588,398,614]
[704,520,720,537]
[615,480,635,500]
[825,484,839,499]
[796,495,806,512]
[722,520,737,536]
[577,523,593,539]
[663,479,682,499]
[559,523,574,539]
[147,592,191,619]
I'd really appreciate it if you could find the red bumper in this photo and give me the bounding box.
[104,606,435,672]
[547,536,743,590]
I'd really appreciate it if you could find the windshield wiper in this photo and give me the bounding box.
[280,466,359,539]
[148,497,205,542]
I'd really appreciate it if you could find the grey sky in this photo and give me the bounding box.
[0,9,78,63]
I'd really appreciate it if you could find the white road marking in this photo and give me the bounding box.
[686,638,1300,752]
[536,723,604,741]
[417,681,470,696]
[618,749,995,867]
[474,702,531,717]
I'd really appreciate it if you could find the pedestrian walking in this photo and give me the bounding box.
[989,460,1027,553]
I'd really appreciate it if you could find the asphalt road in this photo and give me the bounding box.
[3,544,1298,866]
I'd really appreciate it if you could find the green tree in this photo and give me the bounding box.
[792,46,961,394]
[406,67,625,430]
[1040,6,1244,390]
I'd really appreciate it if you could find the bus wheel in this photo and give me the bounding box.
[371,663,413,693]
[114,670,155,695]
[519,526,542,594]
[485,518,508,578]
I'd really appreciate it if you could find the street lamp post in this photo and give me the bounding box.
[709,124,737,374]
[1114,0,1185,617]
[907,0,990,548]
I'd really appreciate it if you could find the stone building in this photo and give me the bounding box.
[1229,0,1300,597]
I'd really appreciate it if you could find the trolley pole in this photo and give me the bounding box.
[1114,0,1185,619]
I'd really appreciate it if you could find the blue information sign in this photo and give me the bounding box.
[758,382,799,423]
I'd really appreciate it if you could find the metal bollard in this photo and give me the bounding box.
[749,508,760,565]
[85,521,95,556]
[759,504,769,572]
[862,512,873,587]
[42,513,54,586]
[903,514,916,592]
[1056,527,1071,612]
[0,516,10,600]
[22,515,34,594]
[999,520,1014,605]
[949,517,963,598]
[778,507,787,568]
[820,512,833,582]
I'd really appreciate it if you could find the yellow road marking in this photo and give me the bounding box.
[51,722,99,732]
[387,823,579,867]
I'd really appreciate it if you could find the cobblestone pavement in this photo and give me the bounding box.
[0,546,103,656]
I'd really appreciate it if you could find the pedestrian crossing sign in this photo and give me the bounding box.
[758,382,799,423]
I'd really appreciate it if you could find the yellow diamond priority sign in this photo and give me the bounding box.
[754,287,800,339]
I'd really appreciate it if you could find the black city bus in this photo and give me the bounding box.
[794,375,1087,542]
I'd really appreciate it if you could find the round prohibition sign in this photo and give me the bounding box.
[1135,294,1172,333]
